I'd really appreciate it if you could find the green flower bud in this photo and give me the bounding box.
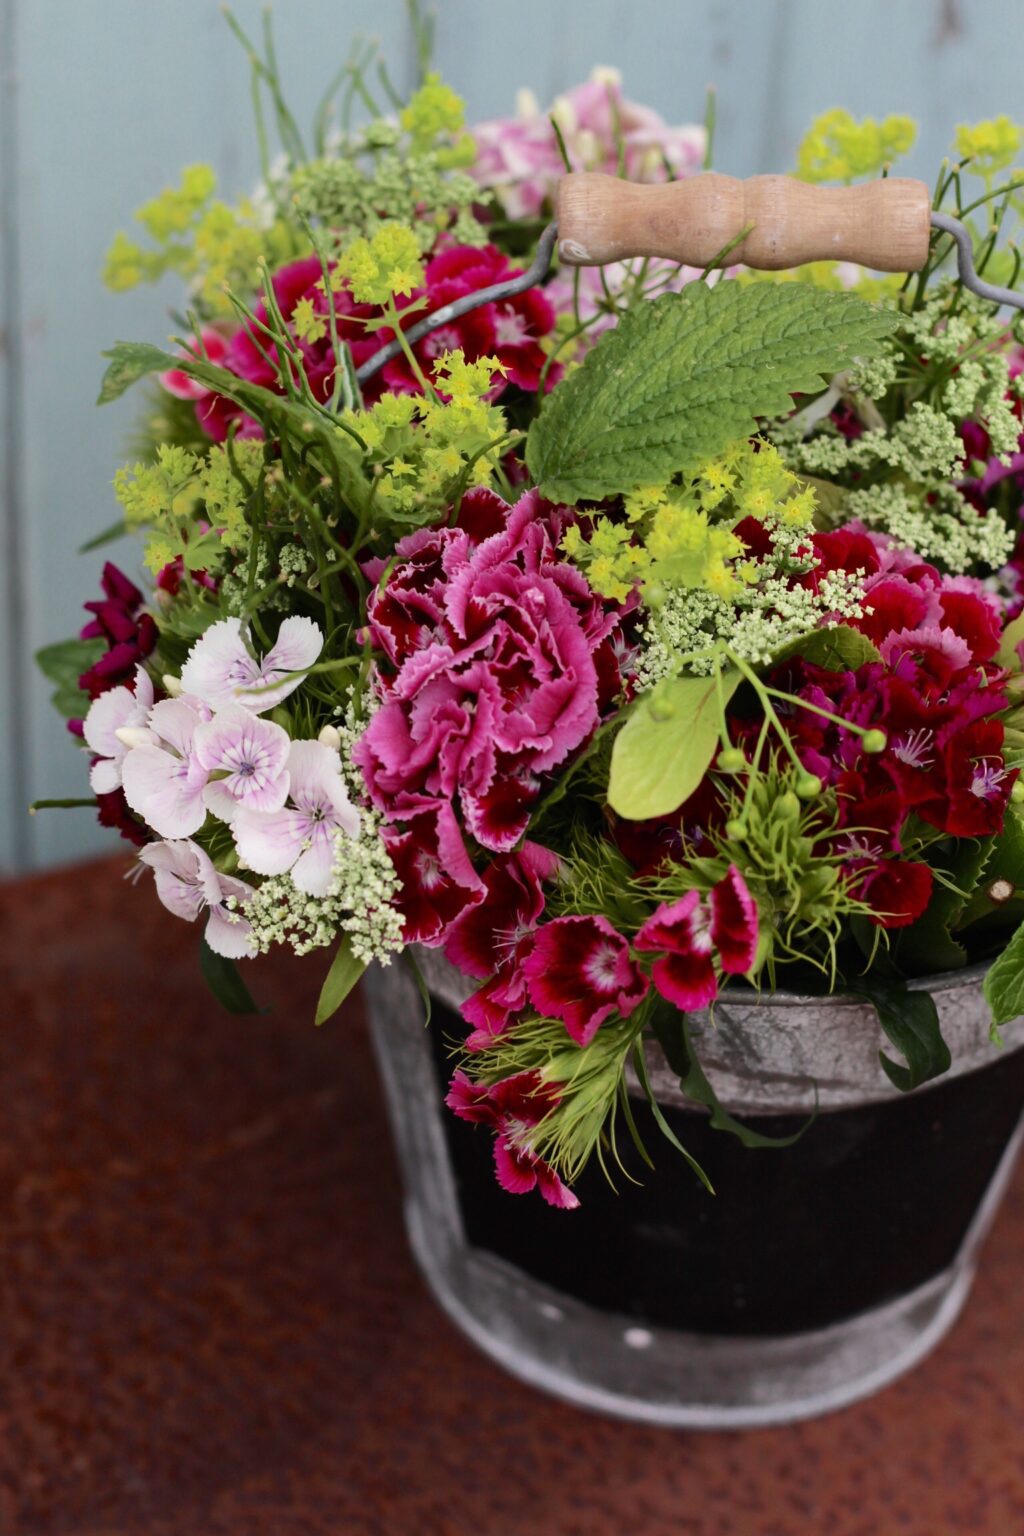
[861,729,887,755]
[716,747,747,773]
[1012,779,1024,804]
[725,818,747,841]
[775,790,801,821]
[795,772,823,800]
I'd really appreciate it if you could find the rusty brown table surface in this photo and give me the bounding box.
[1,855,1022,1536]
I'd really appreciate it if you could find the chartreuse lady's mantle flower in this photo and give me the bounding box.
[139,839,255,959]
[232,740,361,897]
[335,223,425,305]
[180,616,323,712]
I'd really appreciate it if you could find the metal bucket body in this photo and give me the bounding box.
[365,955,1024,1427]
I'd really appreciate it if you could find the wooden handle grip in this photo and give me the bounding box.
[555,172,932,273]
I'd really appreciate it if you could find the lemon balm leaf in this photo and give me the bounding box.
[525,281,899,505]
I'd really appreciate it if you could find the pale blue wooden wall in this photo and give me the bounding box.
[3,0,1024,871]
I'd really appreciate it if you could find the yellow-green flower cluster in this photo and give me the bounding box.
[334,222,425,305]
[954,116,1023,177]
[114,440,262,575]
[796,108,917,183]
[339,350,508,525]
[103,163,295,317]
[563,440,815,604]
[400,71,476,166]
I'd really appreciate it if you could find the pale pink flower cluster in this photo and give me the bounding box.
[81,616,361,956]
[470,67,705,220]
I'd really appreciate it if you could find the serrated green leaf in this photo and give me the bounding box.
[983,919,1024,1029]
[199,938,265,1015]
[851,976,951,1092]
[608,669,740,820]
[97,341,174,404]
[315,935,367,1025]
[35,637,104,718]
[771,624,881,672]
[525,281,899,503]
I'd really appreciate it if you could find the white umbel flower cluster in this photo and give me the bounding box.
[241,815,403,964]
[239,694,405,965]
[842,482,1015,572]
[634,519,866,686]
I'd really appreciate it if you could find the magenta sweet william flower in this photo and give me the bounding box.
[77,562,158,700]
[522,914,648,1046]
[355,487,627,858]
[808,524,1004,665]
[158,326,230,399]
[193,254,379,441]
[381,805,485,945]
[442,840,560,1048]
[381,243,561,397]
[192,243,560,441]
[634,867,759,1011]
[446,1069,578,1209]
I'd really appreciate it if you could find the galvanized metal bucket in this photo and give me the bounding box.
[365,952,1024,1428]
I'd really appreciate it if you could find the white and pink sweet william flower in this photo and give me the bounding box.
[232,739,361,897]
[193,704,291,823]
[138,839,256,958]
[180,616,324,713]
[82,666,155,794]
[121,696,211,839]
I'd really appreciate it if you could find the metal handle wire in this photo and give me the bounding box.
[353,209,1024,389]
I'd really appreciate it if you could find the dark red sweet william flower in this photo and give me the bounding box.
[77,562,157,701]
[381,244,561,398]
[381,805,484,944]
[446,1069,578,1209]
[522,915,648,1046]
[634,866,759,1010]
[442,841,560,1050]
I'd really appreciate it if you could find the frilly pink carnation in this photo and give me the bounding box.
[470,69,705,220]
[354,487,628,920]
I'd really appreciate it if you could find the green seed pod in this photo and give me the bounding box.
[774,790,801,822]
[716,747,747,774]
[800,867,838,902]
[724,818,747,841]
[795,772,823,800]
[861,729,887,755]
[1012,779,1024,804]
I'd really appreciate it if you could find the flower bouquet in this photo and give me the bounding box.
[38,12,1024,1423]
